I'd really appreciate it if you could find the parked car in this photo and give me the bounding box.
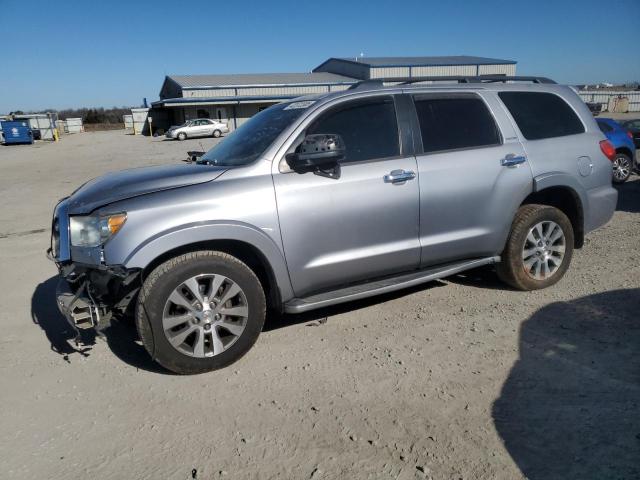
[596,118,637,183]
[49,76,617,374]
[166,119,229,140]
[586,101,602,116]
[620,118,640,148]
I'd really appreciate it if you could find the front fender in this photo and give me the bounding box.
[121,221,295,302]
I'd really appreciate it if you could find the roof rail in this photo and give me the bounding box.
[347,79,384,90]
[346,75,556,90]
[396,75,557,85]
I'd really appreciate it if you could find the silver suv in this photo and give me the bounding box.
[49,76,618,374]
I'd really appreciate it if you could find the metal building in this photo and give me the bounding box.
[313,55,517,79]
[151,72,356,132]
[578,89,640,113]
[149,56,516,134]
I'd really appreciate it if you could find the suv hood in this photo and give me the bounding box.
[67,164,227,214]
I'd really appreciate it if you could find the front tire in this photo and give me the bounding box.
[136,251,266,374]
[612,153,631,183]
[497,205,574,291]
[177,132,187,141]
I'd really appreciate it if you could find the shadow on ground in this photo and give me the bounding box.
[615,175,640,213]
[32,274,447,370]
[263,280,446,331]
[446,264,506,291]
[32,275,169,373]
[493,289,640,480]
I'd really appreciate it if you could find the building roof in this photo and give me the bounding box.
[316,55,517,69]
[152,95,304,107]
[167,72,357,89]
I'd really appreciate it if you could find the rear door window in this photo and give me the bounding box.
[498,91,585,140]
[412,95,501,154]
[307,96,400,163]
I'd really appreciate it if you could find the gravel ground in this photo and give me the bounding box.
[0,130,638,480]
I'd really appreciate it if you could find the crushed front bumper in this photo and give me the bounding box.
[56,278,101,331]
[53,263,141,338]
[50,198,141,335]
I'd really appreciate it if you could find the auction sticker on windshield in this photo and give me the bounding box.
[284,101,315,110]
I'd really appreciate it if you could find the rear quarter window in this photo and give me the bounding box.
[498,91,585,140]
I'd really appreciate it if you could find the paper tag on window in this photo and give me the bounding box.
[284,101,315,110]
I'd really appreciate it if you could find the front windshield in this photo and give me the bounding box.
[199,101,312,166]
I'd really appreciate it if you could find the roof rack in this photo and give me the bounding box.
[347,75,556,90]
[347,79,385,90]
[398,75,556,85]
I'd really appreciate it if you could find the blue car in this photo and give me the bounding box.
[596,118,637,183]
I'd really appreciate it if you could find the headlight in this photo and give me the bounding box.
[69,213,127,247]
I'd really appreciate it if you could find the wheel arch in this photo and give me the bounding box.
[125,223,294,311]
[525,175,586,248]
[614,146,633,158]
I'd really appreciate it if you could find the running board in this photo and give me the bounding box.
[284,256,500,314]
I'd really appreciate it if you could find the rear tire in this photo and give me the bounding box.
[612,153,631,183]
[136,251,266,374]
[177,132,187,141]
[212,129,222,138]
[497,204,574,291]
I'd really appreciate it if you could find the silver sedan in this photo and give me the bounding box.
[166,119,229,140]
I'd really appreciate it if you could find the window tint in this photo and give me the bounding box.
[201,102,306,166]
[307,97,399,162]
[498,92,585,140]
[597,120,612,133]
[413,95,501,153]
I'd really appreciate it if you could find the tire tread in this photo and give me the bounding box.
[135,250,265,374]
[497,204,574,291]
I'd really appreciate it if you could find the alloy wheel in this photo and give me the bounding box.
[522,221,566,280]
[613,156,631,182]
[162,274,249,357]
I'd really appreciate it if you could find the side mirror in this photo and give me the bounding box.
[286,134,345,178]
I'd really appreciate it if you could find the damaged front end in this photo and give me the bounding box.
[54,263,140,338]
[48,199,140,342]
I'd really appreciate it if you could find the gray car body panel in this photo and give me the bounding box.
[410,90,533,267]
[270,91,423,296]
[67,164,228,214]
[59,81,617,308]
[99,159,296,300]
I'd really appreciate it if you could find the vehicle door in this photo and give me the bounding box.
[192,119,209,137]
[273,94,421,296]
[201,119,216,136]
[409,92,533,266]
[182,120,195,136]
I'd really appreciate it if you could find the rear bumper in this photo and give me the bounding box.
[585,185,618,233]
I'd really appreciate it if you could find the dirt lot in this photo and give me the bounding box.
[0,130,638,480]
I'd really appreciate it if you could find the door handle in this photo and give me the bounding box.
[384,169,416,184]
[501,154,527,167]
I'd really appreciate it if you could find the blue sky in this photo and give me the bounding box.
[0,0,638,111]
